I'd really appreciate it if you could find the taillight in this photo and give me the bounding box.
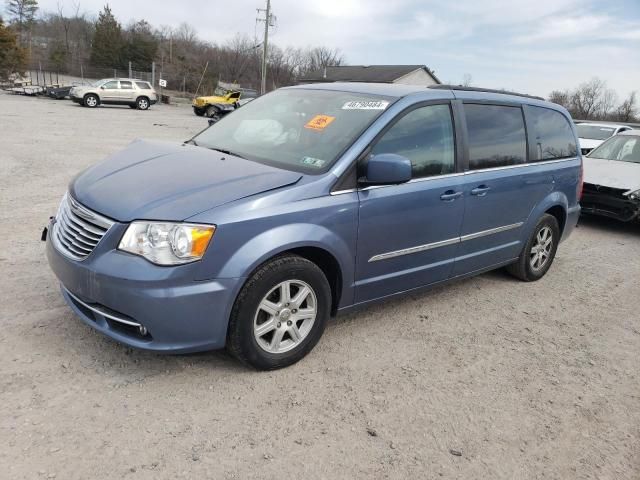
[577,158,584,200]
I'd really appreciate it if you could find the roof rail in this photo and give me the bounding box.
[429,84,545,101]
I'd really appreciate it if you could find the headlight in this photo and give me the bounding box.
[118,222,215,265]
[627,190,640,201]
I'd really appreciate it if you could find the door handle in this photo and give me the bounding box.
[471,185,491,196]
[440,190,463,201]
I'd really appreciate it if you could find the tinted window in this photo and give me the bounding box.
[135,81,151,90]
[371,104,455,178]
[102,81,118,89]
[119,80,133,89]
[529,106,577,160]
[465,104,527,169]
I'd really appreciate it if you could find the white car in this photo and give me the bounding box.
[576,122,633,155]
[582,130,640,222]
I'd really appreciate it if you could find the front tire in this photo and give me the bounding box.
[227,255,331,370]
[506,214,560,281]
[193,108,205,117]
[83,94,98,108]
[206,105,220,119]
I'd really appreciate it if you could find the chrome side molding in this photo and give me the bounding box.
[368,222,523,262]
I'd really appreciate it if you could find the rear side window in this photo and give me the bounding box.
[371,104,455,178]
[464,104,527,169]
[119,80,133,89]
[528,106,577,160]
[135,82,151,89]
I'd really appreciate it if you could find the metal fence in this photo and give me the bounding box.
[22,60,252,99]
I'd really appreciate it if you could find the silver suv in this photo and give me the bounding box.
[70,78,158,110]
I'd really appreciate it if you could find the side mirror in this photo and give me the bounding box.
[361,153,412,185]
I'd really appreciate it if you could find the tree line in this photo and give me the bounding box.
[549,78,637,123]
[1,0,344,93]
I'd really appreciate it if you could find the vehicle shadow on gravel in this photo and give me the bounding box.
[577,214,640,236]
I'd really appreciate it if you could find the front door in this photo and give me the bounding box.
[100,80,120,102]
[355,103,465,303]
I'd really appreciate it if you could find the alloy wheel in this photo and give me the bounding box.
[530,226,553,271]
[253,280,317,354]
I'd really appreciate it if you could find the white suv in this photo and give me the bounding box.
[70,78,158,110]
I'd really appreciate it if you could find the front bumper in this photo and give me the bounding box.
[581,184,640,222]
[46,218,245,353]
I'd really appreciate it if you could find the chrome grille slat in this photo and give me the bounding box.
[57,227,94,251]
[59,211,102,243]
[60,208,106,237]
[52,194,114,261]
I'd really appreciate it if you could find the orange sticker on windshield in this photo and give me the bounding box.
[305,114,336,131]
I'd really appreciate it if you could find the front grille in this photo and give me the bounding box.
[52,194,114,260]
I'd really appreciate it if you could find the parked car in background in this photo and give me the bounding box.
[575,122,633,155]
[46,85,72,99]
[192,87,258,119]
[582,130,640,222]
[70,78,158,110]
[45,83,581,370]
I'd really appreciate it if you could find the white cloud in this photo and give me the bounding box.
[34,0,640,97]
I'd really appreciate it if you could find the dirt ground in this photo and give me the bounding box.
[1,91,639,480]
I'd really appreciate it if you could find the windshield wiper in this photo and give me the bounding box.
[208,147,246,159]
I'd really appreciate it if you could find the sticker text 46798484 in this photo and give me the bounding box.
[342,100,389,110]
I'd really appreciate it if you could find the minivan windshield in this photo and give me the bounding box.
[588,135,640,163]
[576,124,616,140]
[192,88,394,173]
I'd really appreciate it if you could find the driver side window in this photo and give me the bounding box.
[371,104,455,179]
[102,81,118,89]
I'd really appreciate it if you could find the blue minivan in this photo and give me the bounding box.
[46,83,582,369]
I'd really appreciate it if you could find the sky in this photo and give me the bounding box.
[34,0,640,99]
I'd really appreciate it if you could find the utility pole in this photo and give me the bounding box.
[257,0,273,95]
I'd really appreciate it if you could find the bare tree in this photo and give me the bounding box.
[571,78,606,119]
[616,91,637,122]
[548,89,571,109]
[461,73,472,87]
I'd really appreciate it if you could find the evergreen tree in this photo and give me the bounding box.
[0,16,27,81]
[5,0,38,46]
[89,4,123,67]
[122,20,158,70]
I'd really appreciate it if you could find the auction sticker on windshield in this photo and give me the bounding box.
[342,100,389,110]
[305,115,336,131]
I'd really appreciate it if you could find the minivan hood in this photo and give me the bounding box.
[70,140,302,222]
[584,156,640,192]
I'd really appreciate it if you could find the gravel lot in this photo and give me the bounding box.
[1,91,639,479]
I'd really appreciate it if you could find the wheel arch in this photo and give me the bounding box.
[524,191,569,239]
[213,224,354,316]
[544,204,567,235]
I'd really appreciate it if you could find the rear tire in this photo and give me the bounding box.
[83,94,98,108]
[506,214,560,281]
[136,96,150,110]
[227,255,331,370]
